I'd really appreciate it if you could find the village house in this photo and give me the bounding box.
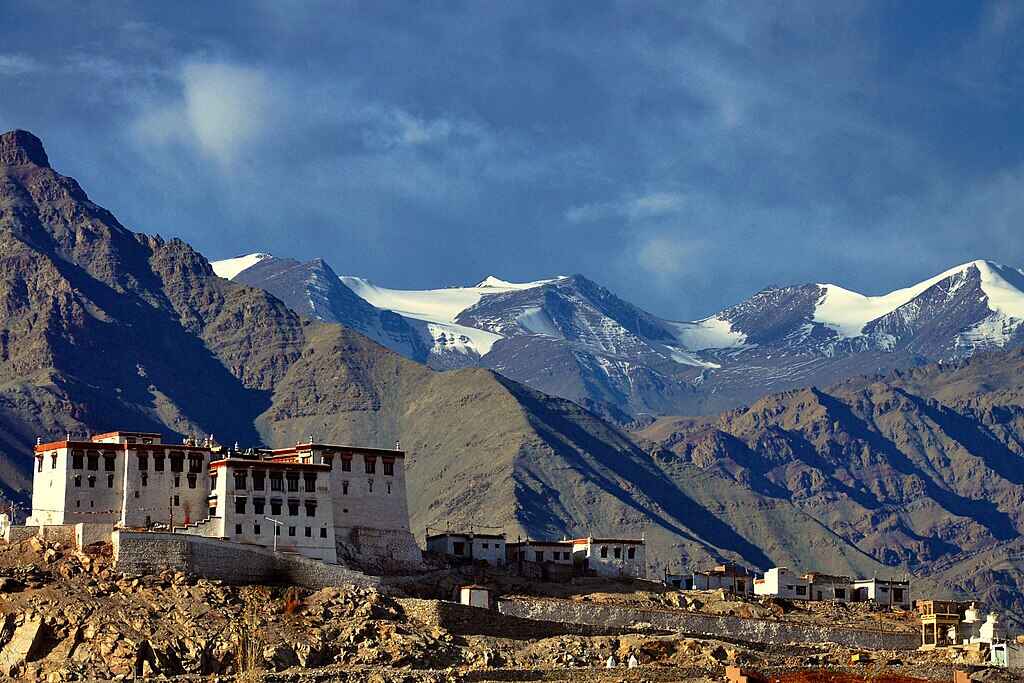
[853,577,911,609]
[570,537,646,578]
[425,531,507,566]
[802,572,853,602]
[506,539,574,565]
[754,567,810,600]
[25,431,420,566]
[665,563,753,595]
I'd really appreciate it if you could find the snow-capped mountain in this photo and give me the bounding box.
[213,255,1024,417]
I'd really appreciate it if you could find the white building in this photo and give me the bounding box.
[802,572,853,602]
[852,578,911,609]
[426,531,506,566]
[506,539,574,565]
[571,537,646,578]
[28,431,212,529]
[26,431,420,566]
[754,567,810,600]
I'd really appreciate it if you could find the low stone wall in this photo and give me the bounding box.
[498,597,921,651]
[399,598,627,639]
[36,524,76,546]
[3,525,39,544]
[112,531,380,590]
[74,523,112,548]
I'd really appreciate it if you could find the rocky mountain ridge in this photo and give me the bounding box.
[217,254,1024,419]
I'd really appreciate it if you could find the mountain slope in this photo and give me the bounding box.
[0,129,895,578]
[636,347,1024,623]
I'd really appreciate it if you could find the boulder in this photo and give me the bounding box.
[0,616,45,676]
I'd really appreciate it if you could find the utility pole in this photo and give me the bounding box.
[264,517,284,553]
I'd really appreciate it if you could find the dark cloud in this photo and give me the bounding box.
[2,2,1022,319]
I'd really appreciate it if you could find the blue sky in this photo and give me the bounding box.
[2,1,1023,319]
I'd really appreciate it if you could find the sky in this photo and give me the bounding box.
[2,1,1024,320]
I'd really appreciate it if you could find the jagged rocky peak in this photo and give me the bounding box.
[0,129,51,168]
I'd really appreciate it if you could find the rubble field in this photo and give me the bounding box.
[0,538,1015,682]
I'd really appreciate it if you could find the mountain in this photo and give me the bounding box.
[217,254,1024,419]
[1,128,896,579]
[636,347,1024,626]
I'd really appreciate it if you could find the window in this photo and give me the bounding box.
[535,551,544,562]
[253,498,265,515]
[143,438,152,445]
[252,471,265,491]
[173,495,180,506]
[134,491,139,498]
[270,473,283,491]
[287,500,299,517]
[173,476,180,488]
[72,450,83,469]
[796,586,808,596]
[342,480,349,496]
[288,526,296,537]
[187,474,197,489]
[364,458,376,474]
[600,546,608,558]
[76,500,81,508]
[87,475,96,488]
[36,457,42,473]
[169,452,183,473]
[103,454,115,472]
[51,453,57,469]
[323,455,334,468]
[303,473,316,492]
[235,498,246,514]
[627,547,636,559]
[482,543,489,549]
[270,499,282,516]
[74,475,81,488]
[319,528,327,538]
[138,453,148,471]
[87,452,98,471]
[234,471,247,491]
[835,588,846,600]
[341,458,351,472]
[383,461,394,476]
[107,474,114,488]
[154,454,165,471]
[140,473,148,487]
[254,524,261,535]
[304,527,312,537]
[188,454,203,473]
[368,479,374,493]
[386,482,392,495]
[286,473,299,492]
[453,541,465,555]
[304,501,316,517]
[235,524,242,535]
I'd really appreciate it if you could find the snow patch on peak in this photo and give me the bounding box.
[666,316,747,351]
[814,259,1024,338]
[211,253,272,280]
[475,275,567,290]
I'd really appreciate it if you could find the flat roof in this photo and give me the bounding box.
[210,459,330,471]
[35,440,213,454]
[426,532,505,541]
[570,537,645,545]
[507,539,573,547]
[271,443,405,458]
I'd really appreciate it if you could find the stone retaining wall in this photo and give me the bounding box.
[112,531,380,590]
[498,597,921,651]
[399,598,627,639]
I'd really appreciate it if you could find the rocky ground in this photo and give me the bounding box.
[0,538,1017,682]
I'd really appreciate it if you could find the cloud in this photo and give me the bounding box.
[634,235,702,278]
[0,54,41,75]
[566,191,685,224]
[131,61,273,166]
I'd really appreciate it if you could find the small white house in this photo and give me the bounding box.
[571,537,646,578]
[754,567,810,600]
[426,531,506,566]
[852,578,910,609]
[459,585,490,609]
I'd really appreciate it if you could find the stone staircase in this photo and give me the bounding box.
[174,515,221,537]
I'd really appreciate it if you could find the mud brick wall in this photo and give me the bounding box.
[112,531,380,589]
[498,597,921,651]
